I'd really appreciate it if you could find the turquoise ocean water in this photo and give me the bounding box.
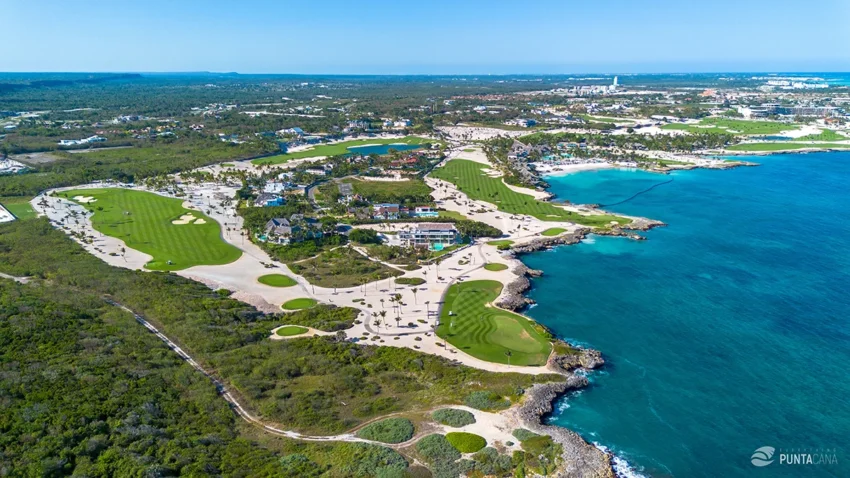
[522,153,850,477]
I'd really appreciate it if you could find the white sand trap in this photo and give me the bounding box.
[73,196,97,203]
[193,218,207,225]
[172,213,197,225]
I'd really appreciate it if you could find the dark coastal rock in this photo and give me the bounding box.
[517,381,615,478]
[510,228,591,254]
[548,345,605,372]
[495,274,533,311]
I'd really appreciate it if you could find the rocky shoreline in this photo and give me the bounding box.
[516,380,615,478]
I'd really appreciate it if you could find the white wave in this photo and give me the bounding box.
[593,443,648,478]
[582,236,597,244]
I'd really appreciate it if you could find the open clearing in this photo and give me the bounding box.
[275,325,309,336]
[61,188,241,271]
[253,136,432,165]
[726,142,850,152]
[282,298,318,310]
[437,280,552,366]
[257,273,298,287]
[431,159,627,227]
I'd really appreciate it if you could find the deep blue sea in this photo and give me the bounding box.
[523,153,850,477]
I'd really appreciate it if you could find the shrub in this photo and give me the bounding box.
[511,428,540,442]
[471,447,514,476]
[416,434,461,464]
[395,277,425,286]
[356,418,415,444]
[446,432,486,453]
[464,391,510,411]
[332,442,409,477]
[350,228,382,244]
[279,454,328,477]
[280,305,358,331]
[432,408,476,427]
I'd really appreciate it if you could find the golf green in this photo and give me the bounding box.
[61,188,241,271]
[483,263,508,271]
[258,273,298,287]
[437,280,551,366]
[282,298,318,310]
[276,325,309,337]
[541,227,566,236]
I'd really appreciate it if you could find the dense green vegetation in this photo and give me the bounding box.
[276,325,309,336]
[289,246,403,288]
[431,159,627,227]
[0,195,36,219]
[512,428,541,441]
[432,408,477,427]
[282,298,318,310]
[60,188,242,271]
[354,418,415,444]
[415,434,462,465]
[0,139,272,196]
[483,263,509,272]
[254,137,431,164]
[0,280,291,476]
[258,273,298,287]
[463,391,511,411]
[395,277,426,286]
[0,220,560,439]
[347,177,434,205]
[438,280,552,366]
[445,432,487,453]
[277,305,359,332]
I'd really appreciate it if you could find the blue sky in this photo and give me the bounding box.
[5,0,849,74]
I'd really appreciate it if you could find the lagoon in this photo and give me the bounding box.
[347,143,422,156]
[524,153,850,477]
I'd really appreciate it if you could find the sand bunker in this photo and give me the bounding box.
[194,218,207,225]
[172,213,208,225]
[73,196,97,203]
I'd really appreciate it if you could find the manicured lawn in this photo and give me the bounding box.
[0,196,36,220]
[438,210,468,221]
[540,227,566,237]
[431,159,628,227]
[726,142,850,152]
[346,177,433,203]
[445,432,486,453]
[486,239,514,247]
[258,273,298,287]
[61,188,241,271]
[282,298,318,310]
[276,325,309,336]
[798,129,846,141]
[437,280,552,366]
[483,263,508,272]
[662,118,796,135]
[253,136,432,165]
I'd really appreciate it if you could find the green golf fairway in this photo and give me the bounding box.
[437,280,551,366]
[61,188,241,271]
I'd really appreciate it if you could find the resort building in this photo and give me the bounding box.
[254,193,284,207]
[398,223,459,249]
[372,203,400,220]
[413,206,439,218]
[262,215,322,244]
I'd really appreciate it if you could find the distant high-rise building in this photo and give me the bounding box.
[613,76,618,87]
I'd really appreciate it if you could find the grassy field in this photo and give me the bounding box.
[275,325,308,336]
[540,227,566,236]
[483,263,508,272]
[0,196,36,220]
[61,188,241,271]
[726,142,850,152]
[282,298,318,310]
[437,280,552,366]
[662,118,795,135]
[798,130,847,141]
[437,210,468,221]
[253,136,432,165]
[258,273,298,287]
[431,159,628,227]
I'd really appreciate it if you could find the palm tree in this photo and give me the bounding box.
[411,287,418,305]
[505,350,512,366]
[379,310,387,327]
[395,316,401,328]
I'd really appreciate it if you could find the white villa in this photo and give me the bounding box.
[398,223,459,249]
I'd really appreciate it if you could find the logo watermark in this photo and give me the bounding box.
[751,446,838,467]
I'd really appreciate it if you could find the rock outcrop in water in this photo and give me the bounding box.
[510,228,591,254]
[516,380,615,478]
[548,345,606,372]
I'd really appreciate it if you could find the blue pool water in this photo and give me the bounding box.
[347,143,422,155]
[522,154,850,477]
